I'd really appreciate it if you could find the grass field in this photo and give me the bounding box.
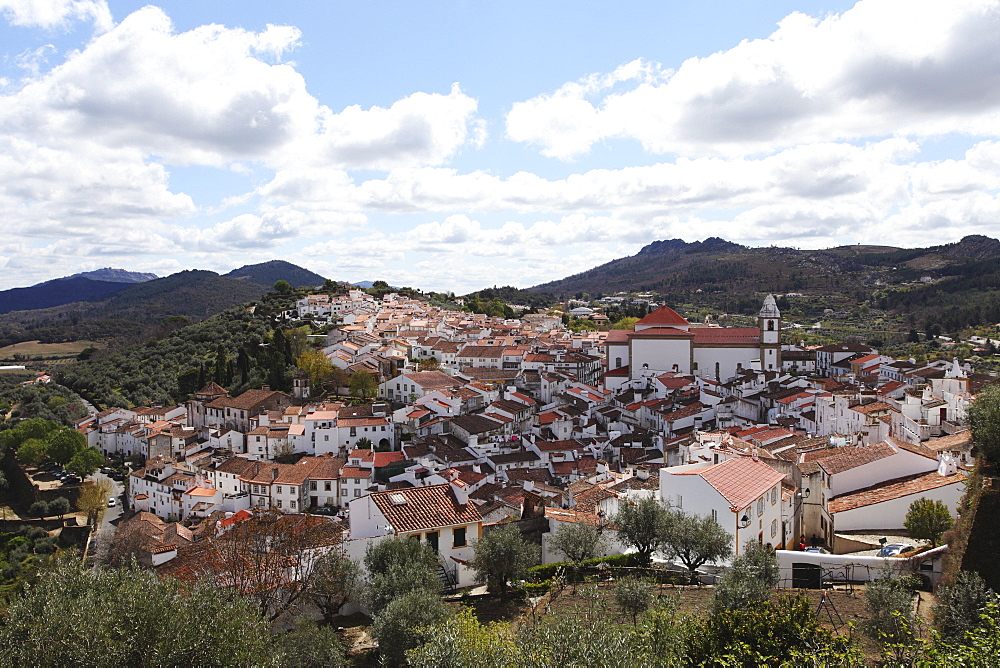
[0,340,99,360]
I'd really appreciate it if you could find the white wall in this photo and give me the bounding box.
[692,346,757,382]
[832,482,964,532]
[630,338,691,377]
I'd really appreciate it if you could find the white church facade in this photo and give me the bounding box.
[604,295,782,388]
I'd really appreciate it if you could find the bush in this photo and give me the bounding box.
[934,571,997,643]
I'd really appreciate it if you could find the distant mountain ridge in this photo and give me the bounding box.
[68,268,158,283]
[526,234,1000,330]
[0,277,128,315]
[225,260,327,288]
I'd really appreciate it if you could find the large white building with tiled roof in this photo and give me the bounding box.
[661,455,786,557]
[605,296,782,389]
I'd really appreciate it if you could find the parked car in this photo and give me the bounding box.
[62,476,81,485]
[804,547,830,554]
[876,543,911,557]
[107,498,117,507]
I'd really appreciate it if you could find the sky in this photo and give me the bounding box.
[1,0,999,293]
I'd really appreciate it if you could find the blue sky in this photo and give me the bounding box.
[0,0,998,292]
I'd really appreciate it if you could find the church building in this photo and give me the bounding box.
[604,295,781,389]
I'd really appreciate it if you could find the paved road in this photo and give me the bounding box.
[87,471,124,561]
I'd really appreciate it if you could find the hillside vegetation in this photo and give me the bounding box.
[527,235,1000,331]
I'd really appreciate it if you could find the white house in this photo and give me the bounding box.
[660,456,786,558]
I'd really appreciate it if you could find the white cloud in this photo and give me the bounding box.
[307,83,483,170]
[507,0,1000,159]
[0,0,112,32]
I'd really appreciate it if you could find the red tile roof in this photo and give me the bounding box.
[691,327,760,344]
[370,483,482,533]
[673,457,785,510]
[636,306,689,327]
[829,470,968,513]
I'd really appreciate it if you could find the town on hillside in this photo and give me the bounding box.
[69,291,974,582]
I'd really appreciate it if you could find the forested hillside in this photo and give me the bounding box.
[526,235,1000,330]
[57,292,299,408]
[0,270,268,349]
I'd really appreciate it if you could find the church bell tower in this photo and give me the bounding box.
[758,294,781,371]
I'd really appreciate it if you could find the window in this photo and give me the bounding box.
[350,427,357,437]
[771,520,777,538]
[341,489,347,496]
[453,527,467,548]
[325,481,332,492]
[276,486,283,494]
[354,489,361,497]
[711,509,718,522]
[676,494,683,509]
[771,487,777,504]
[757,498,764,516]
[290,500,296,509]
[276,500,283,508]
[310,481,317,491]
[290,486,296,494]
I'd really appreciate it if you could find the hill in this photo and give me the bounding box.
[0,270,269,348]
[526,235,1000,331]
[69,268,158,283]
[0,277,129,315]
[225,260,327,288]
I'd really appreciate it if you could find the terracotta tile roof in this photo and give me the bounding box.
[636,306,689,327]
[673,457,785,510]
[402,371,462,390]
[851,401,893,415]
[627,327,695,338]
[370,483,482,533]
[887,437,939,460]
[545,507,605,527]
[691,327,760,344]
[829,469,968,513]
[340,466,371,479]
[816,441,897,475]
[924,431,972,451]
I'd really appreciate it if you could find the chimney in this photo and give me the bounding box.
[262,384,270,392]
[636,467,649,481]
[450,478,470,505]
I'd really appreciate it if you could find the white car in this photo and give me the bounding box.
[107,497,117,507]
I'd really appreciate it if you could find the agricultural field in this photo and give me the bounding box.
[0,340,98,362]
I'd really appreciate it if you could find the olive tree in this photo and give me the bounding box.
[661,510,733,581]
[712,541,780,613]
[612,497,671,566]
[469,524,537,600]
[550,520,607,574]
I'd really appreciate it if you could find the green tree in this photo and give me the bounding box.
[689,594,862,666]
[660,510,733,582]
[354,437,373,449]
[407,608,523,668]
[296,348,333,394]
[276,618,346,668]
[363,538,440,616]
[28,500,49,517]
[968,383,1000,465]
[371,588,449,666]
[612,497,671,566]
[904,497,953,547]
[349,371,378,400]
[66,446,104,478]
[934,571,997,643]
[611,316,640,330]
[16,438,49,466]
[863,574,920,662]
[307,550,362,623]
[712,541,780,613]
[468,524,537,600]
[549,520,607,578]
[614,577,654,625]
[48,497,71,520]
[417,357,441,372]
[273,279,292,294]
[0,560,276,667]
[46,428,86,465]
